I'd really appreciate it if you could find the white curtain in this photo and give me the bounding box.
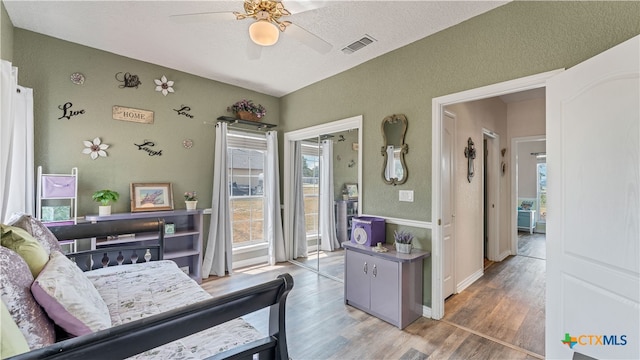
[385,145,395,180]
[319,139,339,251]
[202,122,232,277]
[265,131,286,265]
[292,141,307,258]
[1,60,34,223]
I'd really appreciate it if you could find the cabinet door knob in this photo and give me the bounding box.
[363,262,368,274]
[372,264,377,277]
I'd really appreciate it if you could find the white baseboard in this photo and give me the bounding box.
[497,250,511,262]
[422,305,432,318]
[456,268,483,293]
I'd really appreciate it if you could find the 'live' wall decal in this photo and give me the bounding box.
[57,102,85,120]
[173,105,194,119]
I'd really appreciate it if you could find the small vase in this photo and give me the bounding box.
[98,205,111,216]
[185,200,198,210]
[395,243,412,254]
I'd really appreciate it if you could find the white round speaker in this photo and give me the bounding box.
[353,227,368,245]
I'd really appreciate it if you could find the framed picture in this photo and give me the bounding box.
[130,183,174,212]
[345,183,358,199]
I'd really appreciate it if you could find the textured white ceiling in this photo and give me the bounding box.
[3,0,509,97]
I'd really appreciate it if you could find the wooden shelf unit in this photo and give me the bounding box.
[85,210,204,283]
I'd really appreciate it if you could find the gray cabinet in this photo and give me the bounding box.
[343,242,430,329]
[85,210,204,283]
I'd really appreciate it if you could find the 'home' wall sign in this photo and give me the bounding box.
[112,106,154,124]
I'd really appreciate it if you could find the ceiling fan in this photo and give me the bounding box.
[171,0,332,57]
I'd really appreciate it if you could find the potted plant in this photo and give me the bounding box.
[227,99,266,121]
[394,230,414,254]
[184,191,198,210]
[92,189,119,216]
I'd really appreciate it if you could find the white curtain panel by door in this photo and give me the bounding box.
[0,60,34,223]
[319,139,339,251]
[202,122,232,277]
[265,131,286,264]
[292,141,307,258]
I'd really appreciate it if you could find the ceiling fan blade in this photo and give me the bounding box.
[286,23,332,54]
[284,0,326,15]
[170,11,236,23]
[247,40,263,60]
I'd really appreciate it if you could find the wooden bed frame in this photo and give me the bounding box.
[10,219,293,360]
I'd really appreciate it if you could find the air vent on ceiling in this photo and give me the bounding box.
[341,34,376,54]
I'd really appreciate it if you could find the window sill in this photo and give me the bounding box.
[233,242,268,254]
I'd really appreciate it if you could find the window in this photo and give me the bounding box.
[537,162,547,222]
[228,131,267,248]
[301,142,320,245]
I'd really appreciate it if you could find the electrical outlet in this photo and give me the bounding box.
[399,190,414,202]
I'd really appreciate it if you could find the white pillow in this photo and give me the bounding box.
[31,251,112,336]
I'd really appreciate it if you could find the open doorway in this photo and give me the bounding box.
[514,136,546,260]
[431,71,559,358]
[482,129,500,269]
[432,70,559,320]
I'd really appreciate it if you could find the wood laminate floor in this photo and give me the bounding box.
[444,232,546,358]
[202,249,545,360]
[517,232,546,260]
[292,248,345,280]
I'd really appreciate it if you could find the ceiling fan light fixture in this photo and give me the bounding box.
[249,20,279,46]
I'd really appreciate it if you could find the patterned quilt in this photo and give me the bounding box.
[86,261,262,359]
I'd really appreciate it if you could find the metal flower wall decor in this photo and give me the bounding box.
[82,137,109,160]
[154,75,175,96]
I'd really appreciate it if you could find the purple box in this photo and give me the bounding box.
[350,217,386,246]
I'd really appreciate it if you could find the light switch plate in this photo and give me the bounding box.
[399,190,414,202]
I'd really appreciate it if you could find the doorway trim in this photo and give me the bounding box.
[283,115,363,263]
[431,69,563,320]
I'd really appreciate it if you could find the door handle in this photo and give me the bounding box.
[372,264,377,277]
[363,262,368,274]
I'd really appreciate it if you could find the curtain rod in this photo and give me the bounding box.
[203,121,274,135]
[214,116,277,130]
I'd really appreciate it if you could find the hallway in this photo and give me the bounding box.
[444,232,546,357]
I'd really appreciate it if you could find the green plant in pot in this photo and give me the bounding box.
[92,189,119,216]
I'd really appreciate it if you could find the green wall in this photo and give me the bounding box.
[12,30,279,215]
[1,2,13,61]
[5,1,640,309]
[279,1,640,307]
[280,1,640,221]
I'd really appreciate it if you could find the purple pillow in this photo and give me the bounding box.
[31,251,112,337]
[0,246,56,349]
[7,213,63,255]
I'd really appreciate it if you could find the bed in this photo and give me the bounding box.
[1,215,292,360]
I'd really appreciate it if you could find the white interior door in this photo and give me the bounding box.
[442,112,455,299]
[546,35,639,359]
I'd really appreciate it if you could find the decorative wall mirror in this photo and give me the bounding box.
[381,114,408,185]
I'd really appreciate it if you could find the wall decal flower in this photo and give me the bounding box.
[82,137,109,159]
[154,75,174,96]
